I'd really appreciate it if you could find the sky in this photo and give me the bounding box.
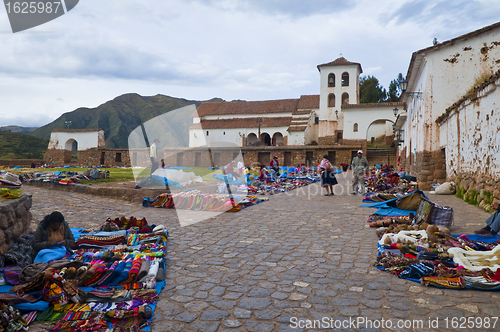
[0,0,499,127]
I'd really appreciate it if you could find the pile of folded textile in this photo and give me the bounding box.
[142,191,268,212]
[252,176,320,195]
[0,172,22,199]
[0,216,167,331]
[365,195,500,290]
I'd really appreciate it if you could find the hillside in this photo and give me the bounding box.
[0,126,37,133]
[30,94,224,149]
[0,130,48,159]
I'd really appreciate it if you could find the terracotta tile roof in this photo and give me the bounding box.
[194,99,299,118]
[292,109,314,116]
[342,102,405,109]
[297,95,320,110]
[190,117,292,130]
[291,121,308,126]
[288,126,307,132]
[317,57,363,73]
[291,116,309,121]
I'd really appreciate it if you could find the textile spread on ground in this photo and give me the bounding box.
[0,216,166,332]
[363,192,500,290]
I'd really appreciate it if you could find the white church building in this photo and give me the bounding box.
[189,57,402,149]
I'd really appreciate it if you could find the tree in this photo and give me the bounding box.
[359,76,386,103]
[387,73,405,102]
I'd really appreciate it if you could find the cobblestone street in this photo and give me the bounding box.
[23,172,500,331]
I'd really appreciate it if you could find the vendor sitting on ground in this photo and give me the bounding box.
[475,200,500,236]
[33,211,75,258]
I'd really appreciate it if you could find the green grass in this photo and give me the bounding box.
[7,166,249,184]
[455,180,465,199]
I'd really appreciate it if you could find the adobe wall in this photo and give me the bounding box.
[0,159,45,167]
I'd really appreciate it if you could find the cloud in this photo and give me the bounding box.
[187,0,357,18]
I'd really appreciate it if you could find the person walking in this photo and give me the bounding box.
[319,155,337,196]
[150,139,160,174]
[351,150,369,195]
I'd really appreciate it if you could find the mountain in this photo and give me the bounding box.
[0,131,48,159]
[0,126,38,133]
[30,94,224,149]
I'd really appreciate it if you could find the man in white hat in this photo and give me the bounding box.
[351,150,369,195]
[150,139,160,174]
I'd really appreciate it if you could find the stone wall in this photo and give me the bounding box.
[78,148,131,167]
[44,149,71,165]
[25,181,168,203]
[453,172,500,212]
[0,195,32,254]
[45,148,131,167]
[399,150,446,190]
[367,149,398,168]
[0,160,45,167]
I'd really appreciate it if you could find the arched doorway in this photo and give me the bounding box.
[366,119,394,146]
[64,139,78,164]
[272,132,284,146]
[246,133,258,146]
[261,132,271,146]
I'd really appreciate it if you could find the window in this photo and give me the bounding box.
[223,132,225,135]
[206,131,209,136]
[353,123,358,132]
[328,73,335,87]
[342,92,349,105]
[341,72,349,86]
[328,93,335,107]
[115,152,122,162]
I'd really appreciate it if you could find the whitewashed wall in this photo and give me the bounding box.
[189,127,290,147]
[403,27,500,157]
[343,107,396,140]
[48,130,105,150]
[440,78,500,178]
[318,64,361,122]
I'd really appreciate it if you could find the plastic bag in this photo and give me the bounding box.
[0,187,22,199]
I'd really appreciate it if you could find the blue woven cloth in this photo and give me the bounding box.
[33,245,68,263]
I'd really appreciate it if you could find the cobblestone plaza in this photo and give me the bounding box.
[24,172,500,331]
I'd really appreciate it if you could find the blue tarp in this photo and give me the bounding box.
[361,191,428,216]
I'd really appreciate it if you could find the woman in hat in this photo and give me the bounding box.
[319,155,338,196]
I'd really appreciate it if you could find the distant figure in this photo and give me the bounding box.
[150,139,160,174]
[237,160,244,177]
[270,156,279,176]
[351,150,369,195]
[161,159,165,168]
[319,155,337,196]
[258,165,269,184]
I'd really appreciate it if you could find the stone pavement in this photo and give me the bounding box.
[23,172,500,331]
